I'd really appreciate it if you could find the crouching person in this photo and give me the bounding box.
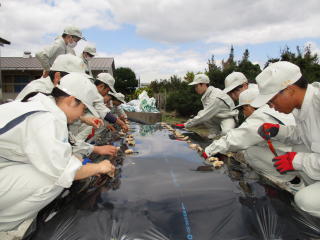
[203,86,299,184]
[175,74,238,139]
[0,73,115,232]
[253,61,320,218]
[109,92,127,122]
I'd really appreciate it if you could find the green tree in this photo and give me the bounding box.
[166,82,202,116]
[222,45,237,71]
[236,49,261,83]
[206,54,225,89]
[265,45,320,83]
[114,67,138,95]
[184,71,195,83]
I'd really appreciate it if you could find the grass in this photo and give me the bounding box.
[161,111,188,124]
[161,111,210,138]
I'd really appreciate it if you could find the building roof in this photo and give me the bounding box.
[0,56,115,73]
[0,37,10,45]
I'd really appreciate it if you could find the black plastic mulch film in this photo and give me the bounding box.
[26,123,320,240]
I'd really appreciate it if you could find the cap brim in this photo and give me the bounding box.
[223,80,247,93]
[233,103,245,110]
[85,103,99,118]
[188,81,198,85]
[250,92,277,108]
[223,83,239,93]
[109,85,117,93]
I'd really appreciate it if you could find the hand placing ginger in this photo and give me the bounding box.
[93,145,118,156]
[75,160,115,180]
[80,116,104,128]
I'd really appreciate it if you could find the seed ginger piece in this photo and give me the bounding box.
[189,144,199,150]
[197,146,203,152]
[207,157,219,162]
[213,161,224,168]
[125,149,134,154]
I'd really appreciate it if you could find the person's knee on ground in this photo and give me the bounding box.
[294,182,320,218]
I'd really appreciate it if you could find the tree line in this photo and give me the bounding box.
[114,45,320,117]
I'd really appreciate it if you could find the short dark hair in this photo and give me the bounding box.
[230,82,247,93]
[62,33,68,38]
[94,80,108,89]
[84,52,94,57]
[51,87,81,104]
[199,83,209,87]
[293,76,308,89]
[21,87,81,104]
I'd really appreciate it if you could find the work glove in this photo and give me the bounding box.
[174,123,185,128]
[272,152,297,174]
[258,123,280,140]
[201,151,208,159]
[86,128,95,140]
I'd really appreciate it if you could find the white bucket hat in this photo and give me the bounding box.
[96,73,116,93]
[234,84,259,109]
[63,26,85,40]
[83,45,96,56]
[109,92,126,104]
[51,54,86,73]
[57,72,99,117]
[188,74,210,85]
[223,72,248,93]
[251,61,302,108]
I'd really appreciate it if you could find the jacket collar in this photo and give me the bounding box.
[294,84,314,121]
[201,86,214,102]
[29,93,67,123]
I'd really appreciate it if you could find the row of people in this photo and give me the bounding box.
[176,61,320,218]
[0,27,130,232]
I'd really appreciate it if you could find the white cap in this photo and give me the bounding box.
[109,92,126,104]
[223,72,248,93]
[57,73,99,117]
[63,26,85,40]
[234,85,260,109]
[83,45,96,56]
[188,74,210,85]
[96,73,116,93]
[251,61,302,108]
[51,54,86,73]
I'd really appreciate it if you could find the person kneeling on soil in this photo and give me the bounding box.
[203,86,301,186]
[174,74,238,139]
[253,61,320,218]
[109,92,128,122]
[0,73,115,232]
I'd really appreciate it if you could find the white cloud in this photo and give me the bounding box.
[209,46,230,55]
[2,0,320,50]
[305,41,320,56]
[109,0,320,44]
[1,0,320,83]
[101,48,208,83]
[0,0,118,56]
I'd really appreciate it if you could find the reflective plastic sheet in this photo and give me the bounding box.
[28,123,320,240]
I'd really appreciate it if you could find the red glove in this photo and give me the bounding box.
[258,123,280,140]
[86,128,95,140]
[174,123,185,128]
[273,152,297,173]
[202,152,208,159]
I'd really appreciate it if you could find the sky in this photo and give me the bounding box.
[1,0,320,83]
